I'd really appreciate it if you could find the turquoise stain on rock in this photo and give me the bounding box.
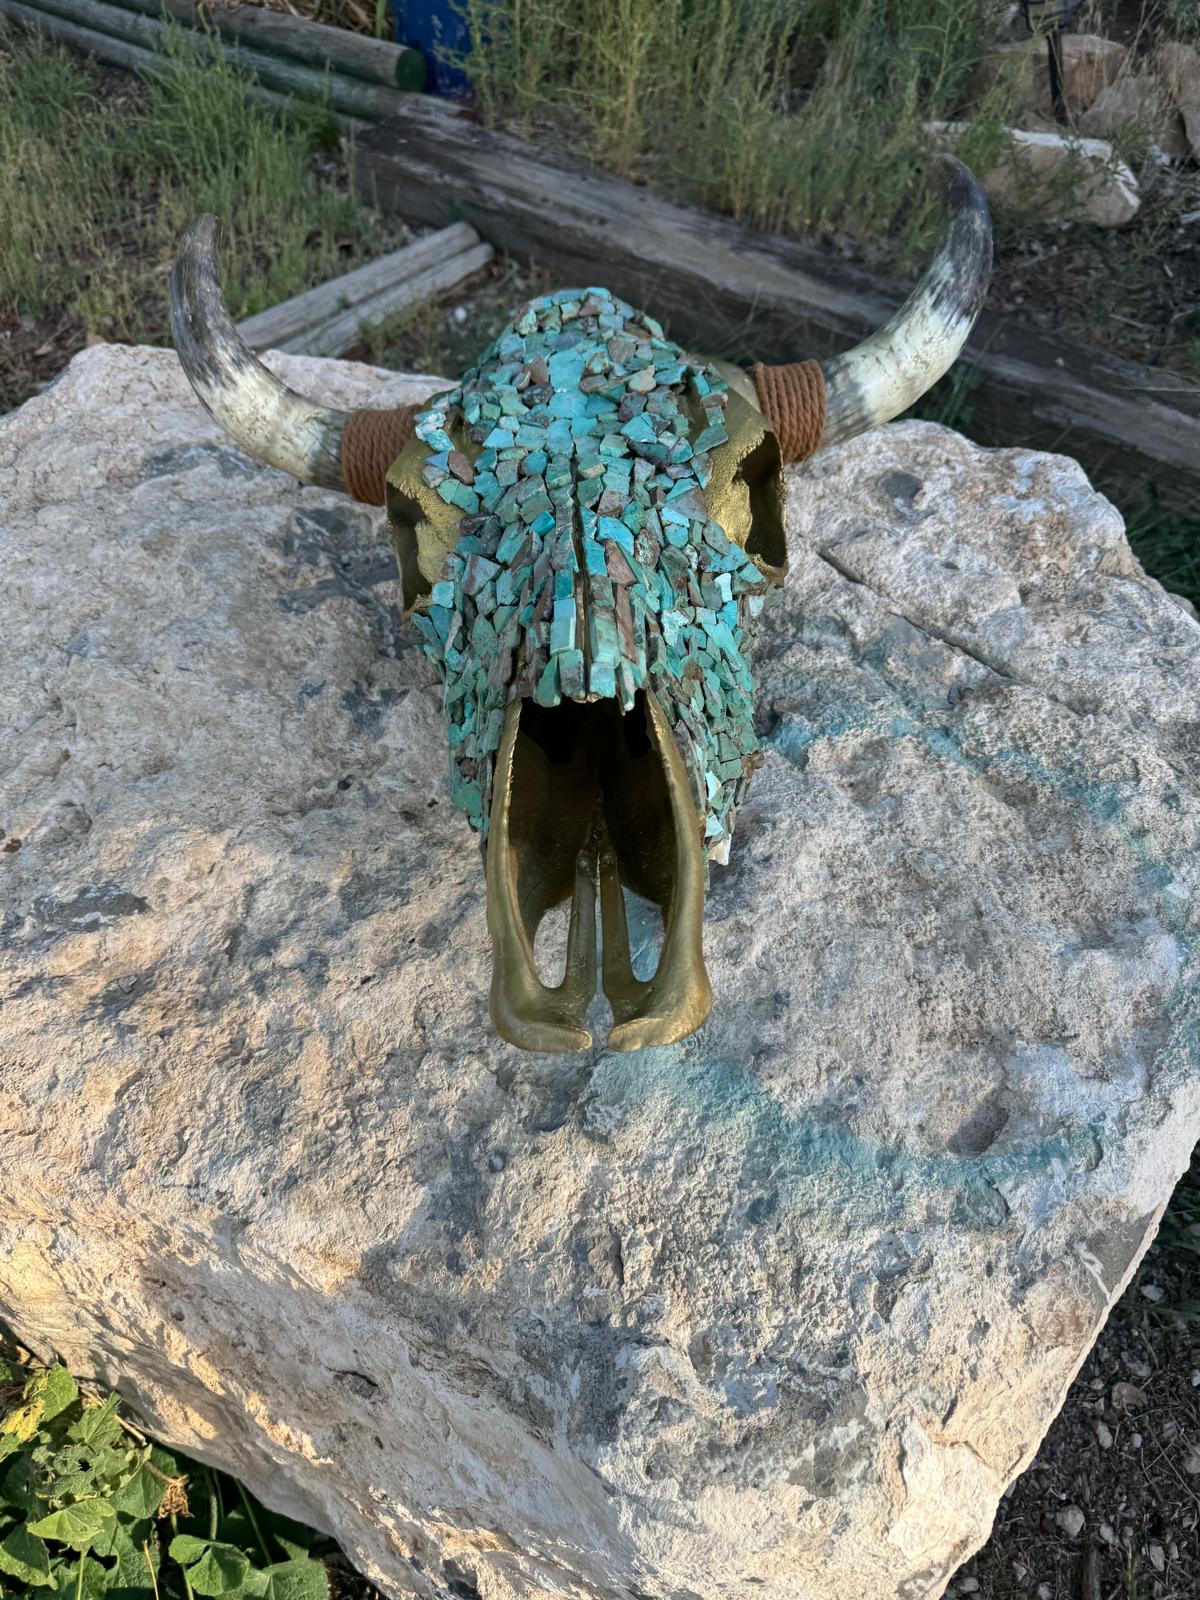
[583,1040,1103,1236]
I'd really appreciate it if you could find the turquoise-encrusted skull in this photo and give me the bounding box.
[169,159,991,1052]
[401,290,775,861]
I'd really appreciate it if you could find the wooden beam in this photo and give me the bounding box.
[271,241,495,358]
[353,99,1199,519]
[19,0,416,124]
[104,0,426,91]
[0,0,360,134]
[235,222,484,350]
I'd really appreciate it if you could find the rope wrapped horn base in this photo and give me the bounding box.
[341,406,419,505]
[749,360,826,464]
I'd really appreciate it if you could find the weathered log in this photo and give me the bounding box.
[20,0,416,123]
[353,99,1200,519]
[106,0,425,90]
[235,222,483,351]
[0,0,361,134]
[277,239,493,356]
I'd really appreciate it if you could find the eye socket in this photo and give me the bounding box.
[734,434,786,574]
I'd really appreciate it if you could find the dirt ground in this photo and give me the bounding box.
[957,1156,1200,1600]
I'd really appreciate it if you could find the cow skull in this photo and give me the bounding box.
[170,157,991,1053]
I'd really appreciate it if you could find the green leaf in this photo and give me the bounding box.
[179,1541,252,1596]
[50,1443,137,1501]
[0,1431,21,1463]
[261,1559,330,1600]
[50,1551,110,1600]
[110,1462,166,1519]
[89,1509,139,1561]
[3,1397,44,1442]
[2,1453,46,1515]
[28,1498,116,1550]
[110,1525,159,1595]
[68,1395,122,1451]
[0,1522,55,1586]
[39,1370,78,1426]
[169,1535,212,1565]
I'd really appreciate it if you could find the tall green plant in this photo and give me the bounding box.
[460,0,1018,250]
[0,1349,331,1600]
[0,20,395,408]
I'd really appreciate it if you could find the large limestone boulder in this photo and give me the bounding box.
[2,346,1198,1600]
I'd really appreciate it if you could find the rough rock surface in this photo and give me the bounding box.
[1078,69,1185,158]
[982,33,1128,119]
[2,346,1199,1600]
[926,121,1140,227]
[1155,41,1200,162]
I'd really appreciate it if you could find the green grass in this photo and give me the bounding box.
[0,20,398,410]
[460,0,1024,260]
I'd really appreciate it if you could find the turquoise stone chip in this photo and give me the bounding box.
[548,348,586,388]
[588,659,616,698]
[430,580,455,608]
[598,517,634,556]
[530,511,555,536]
[475,472,502,509]
[694,423,728,453]
[437,479,480,514]
[558,648,586,698]
[534,658,560,706]
[621,413,657,443]
[484,426,516,448]
[589,611,620,663]
[584,540,608,577]
[548,389,588,418]
[524,449,548,476]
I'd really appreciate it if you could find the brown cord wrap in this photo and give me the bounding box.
[749,360,827,463]
[340,405,419,505]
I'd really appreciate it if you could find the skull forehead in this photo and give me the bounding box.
[391,285,780,853]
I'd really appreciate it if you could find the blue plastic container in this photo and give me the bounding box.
[390,0,474,99]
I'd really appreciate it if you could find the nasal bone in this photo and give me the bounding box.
[484,688,713,1053]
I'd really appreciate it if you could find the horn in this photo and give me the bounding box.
[752,155,992,458]
[171,215,411,499]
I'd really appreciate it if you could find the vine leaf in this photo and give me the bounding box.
[0,1522,55,1586]
[170,1536,252,1595]
[28,1497,116,1549]
[110,1461,166,1520]
[261,1558,331,1600]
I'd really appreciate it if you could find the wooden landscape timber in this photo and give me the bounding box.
[105,0,425,90]
[11,0,411,124]
[0,0,363,132]
[353,98,1200,519]
[236,222,493,356]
